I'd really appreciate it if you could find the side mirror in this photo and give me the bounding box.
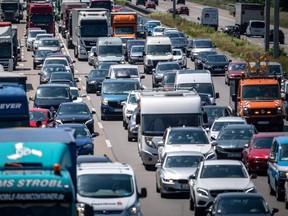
[197,17,200,21]
[81,94,87,97]
[121,101,126,106]
[91,109,96,114]
[155,163,161,168]
[96,91,101,96]
[73,60,76,63]
[152,68,155,73]
[94,52,97,57]
[189,174,196,180]
[271,208,279,215]
[268,156,275,162]
[157,140,164,147]
[244,143,249,148]
[141,75,145,79]
[139,188,147,198]
[72,96,77,100]
[211,140,217,146]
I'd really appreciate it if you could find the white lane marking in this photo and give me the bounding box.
[18,64,24,67]
[87,95,91,101]
[78,77,82,81]
[105,140,112,148]
[75,69,78,74]
[98,122,103,129]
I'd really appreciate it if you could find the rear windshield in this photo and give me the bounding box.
[251,21,265,28]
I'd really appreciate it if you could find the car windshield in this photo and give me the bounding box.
[98,46,123,56]
[203,107,227,119]
[43,66,67,74]
[115,26,134,34]
[194,40,213,48]
[171,38,186,45]
[29,112,46,121]
[29,31,46,38]
[177,83,213,96]
[40,40,60,47]
[164,155,204,168]
[36,87,69,99]
[200,165,247,178]
[74,126,90,138]
[70,89,80,98]
[207,55,228,62]
[78,174,134,198]
[217,197,269,214]
[154,27,165,32]
[167,130,209,144]
[102,82,138,94]
[128,94,137,104]
[253,137,274,149]
[242,85,280,100]
[229,63,246,71]
[45,59,68,66]
[58,104,89,115]
[147,45,172,55]
[113,68,139,77]
[218,128,254,141]
[90,70,107,78]
[212,121,245,132]
[132,46,144,52]
[157,63,180,72]
[51,73,73,81]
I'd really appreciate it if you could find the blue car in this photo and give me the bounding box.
[57,123,96,155]
[101,79,141,120]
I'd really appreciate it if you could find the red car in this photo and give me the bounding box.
[146,0,156,9]
[177,6,189,15]
[29,108,55,128]
[224,61,246,85]
[242,133,283,173]
[112,5,123,12]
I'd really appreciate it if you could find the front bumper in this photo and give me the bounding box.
[161,179,189,194]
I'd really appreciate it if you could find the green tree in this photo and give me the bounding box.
[280,0,288,11]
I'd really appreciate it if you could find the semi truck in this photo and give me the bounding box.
[26,1,55,35]
[0,22,15,71]
[0,0,23,22]
[71,8,111,60]
[0,128,78,216]
[111,12,137,40]
[229,51,284,131]
[58,0,87,38]
[234,3,264,34]
[89,0,113,11]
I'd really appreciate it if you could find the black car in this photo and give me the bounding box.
[206,192,279,216]
[170,37,188,53]
[38,64,72,84]
[176,0,185,4]
[202,105,233,128]
[198,93,213,106]
[194,51,217,69]
[96,61,119,71]
[48,72,78,87]
[136,0,146,6]
[212,124,258,160]
[269,29,285,44]
[85,69,107,93]
[158,70,177,90]
[32,49,54,69]
[203,54,230,74]
[30,84,75,114]
[54,102,96,133]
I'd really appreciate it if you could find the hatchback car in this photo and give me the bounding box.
[202,105,233,129]
[213,124,258,160]
[121,90,139,129]
[54,102,96,133]
[48,54,76,74]
[57,123,96,155]
[32,49,54,69]
[203,54,230,75]
[189,160,257,215]
[33,33,53,51]
[155,151,204,198]
[39,64,71,84]
[48,72,77,87]
[225,61,246,85]
[158,127,216,162]
[152,62,181,87]
[29,108,54,128]
[177,6,189,15]
[85,69,107,93]
[206,192,278,216]
[172,48,187,68]
[42,57,70,70]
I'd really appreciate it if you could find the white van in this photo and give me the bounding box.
[198,7,219,31]
[77,162,147,215]
[107,64,145,83]
[143,36,173,74]
[174,69,219,104]
[246,20,265,37]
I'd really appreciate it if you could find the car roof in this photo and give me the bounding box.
[221,124,254,130]
[168,126,204,132]
[203,105,228,109]
[102,78,139,83]
[77,155,112,164]
[214,116,246,122]
[157,61,179,65]
[252,133,286,139]
[165,151,205,157]
[43,64,67,68]
[110,65,139,69]
[60,102,86,106]
[203,159,242,166]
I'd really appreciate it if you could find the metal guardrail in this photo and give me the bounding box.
[125,2,152,15]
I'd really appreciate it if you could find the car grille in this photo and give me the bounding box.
[221,148,243,153]
[178,179,188,184]
[94,210,123,214]
[210,189,244,198]
[108,101,123,109]
[0,60,10,70]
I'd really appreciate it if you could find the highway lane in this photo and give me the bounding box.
[14,20,288,215]
[130,0,288,53]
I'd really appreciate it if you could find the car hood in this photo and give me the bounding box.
[34,98,72,109]
[76,137,93,147]
[131,52,143,56]
[165,144,213,154]
[217,140,249,149]
[56,114,91,122]
[88,77,105,82]
[196,178,254,190]
[163,167,198,179]
[228,70,243,76]
[147,54,173,60]
[248,148,270,159]
[193,48,216,53]
[99,56,123,62]
[206,62,228,66]
[38,47,61,52]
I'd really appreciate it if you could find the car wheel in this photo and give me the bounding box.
[33,64,36,70]
[160,186,166,198]
[123,120,127,129]
[285,194,288,209]
[128,136,132,142]
[194,207,203,216]
[101,115,106,121]
[268,177,276,195]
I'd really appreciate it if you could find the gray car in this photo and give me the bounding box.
[189,159,257,216]
[155,151,204,198]
[128,45,144,64]
[190,38,216,61]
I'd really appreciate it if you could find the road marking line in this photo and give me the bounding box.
[75,69,78,74]
[82,85,86,90]
[78,77,82,81]
[98,122,103,129]
[105,140,112,148]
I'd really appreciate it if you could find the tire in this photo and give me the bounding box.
[160,186,166,198]
[101,115,106,121]
[128,136,132,142]
[285,194,288,209]
[123,120,127,129]
[194,207,203,216]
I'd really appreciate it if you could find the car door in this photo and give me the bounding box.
[268,139,279,190]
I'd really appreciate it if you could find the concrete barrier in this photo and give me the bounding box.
[125,2,152,14]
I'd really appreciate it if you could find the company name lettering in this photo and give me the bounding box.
[0,179,63,188]
[0,103,21,109]
[0,193,65,201]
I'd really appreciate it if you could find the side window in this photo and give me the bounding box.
[270,140,277,159]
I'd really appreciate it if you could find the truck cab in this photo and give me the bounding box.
[268,136,288,201]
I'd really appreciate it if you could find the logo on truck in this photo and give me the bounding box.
[0,103,22,109]
[7,143,43,160]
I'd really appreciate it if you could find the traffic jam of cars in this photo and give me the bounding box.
[1,0,288,215]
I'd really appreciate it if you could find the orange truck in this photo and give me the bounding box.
[111,12,137,40]
[229,51,284,131]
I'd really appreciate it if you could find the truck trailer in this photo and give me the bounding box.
[71,8,111,60]
[234,3,264,34]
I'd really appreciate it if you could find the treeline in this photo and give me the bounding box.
[235,0,288,11]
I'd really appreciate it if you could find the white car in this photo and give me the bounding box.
[42,57,70,71]
[70,87,86,103]
[208,116,247,140]
[26,28,46,51]
[172,48,187,68]
[189,159,257,215]
[33,33,53,51]
[158,126,216,162]
[107,64,145,83]
[152,26,166,36]
[121,90,139,129]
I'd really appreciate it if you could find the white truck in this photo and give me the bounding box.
[136,90,207,170]
[0,22,14,71]
[71,8,111,60]
[234,3,264,34]
[197,7,219,31]
[0,0,23,23]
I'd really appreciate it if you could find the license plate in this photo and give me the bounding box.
[228,153,240,158]
[114,109,122,112]
[215,68,222,71]
[258,121,269,125]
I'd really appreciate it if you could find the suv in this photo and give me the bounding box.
[158,126,216,162]
[152,61,181,87]
[268,136,288,201]
[190,38,216,61]
[77,162,147,214]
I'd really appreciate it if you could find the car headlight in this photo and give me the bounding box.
[127,205,140,215]
[245,187,256,193]
[83,143,93,149]
[120,57,125,64]
[243,107,250,115]
[127,109,133,114]
[196,188,209,196]
[144,137,156,148]
[277,106,282,114]
[102,98,108,105]
[163,177,174,183]
[88,80,97,84]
